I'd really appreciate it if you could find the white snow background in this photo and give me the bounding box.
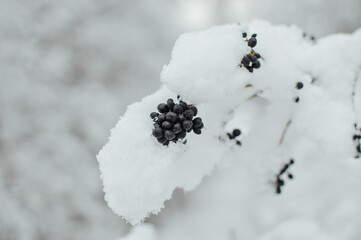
[1,0,361,239]
[99,21,361,239]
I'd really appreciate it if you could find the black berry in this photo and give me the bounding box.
[173,104,183,114]
[166,112,178,123]
[241,56,251,66]
[178,115,185,122]
[157,113,166,123]
[252,61,260,69]
[173,123,182,134]
[157,103,169,113]
[248,37,257,47]
[177,130,187,139]
[179,101,188,110]
[150,112,159,119]
[184,109,194,119]
[193,117,203,128]
[182,120,193,131]
[162,121,173,130]
[249,55,257,63]
[233,129,241,137]
[152,128,163,138]
[296,82,304,89]
[193,128,202,135]
[157,137,167,144]
[164,130,176,140]
[189,106,198,116]
[167,98,175,109]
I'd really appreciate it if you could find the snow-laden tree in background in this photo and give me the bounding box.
[98,21,361,239]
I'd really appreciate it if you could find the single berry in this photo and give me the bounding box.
[182,120,193,131]
[296,82,304,89]
[242,32,247,38]
[164,130,176,140]
[184,109,194,119]
[150,112,159,119]
[193,117,203,128]
[193,128,202,135]
[157,113,166,123]
[177,130,187,139]
[162,121,173,130]
[173,123,182,134]
[353,135,361,140]
[167,98,175,109]
[173,104,183,114]
[178,115,185,122]
[249,55,258,63]
[246,66,254,73]
[248,37,257,47]
[166,112,178,123]
[251,33,257,38]
[233,129,241,137]
[189,106,198,116]
[157,137,167,144]
[241,56,251,66]
[152,128,163,138]
[252,61,260,69]
[157,103,169,113]
[179,101,188,110]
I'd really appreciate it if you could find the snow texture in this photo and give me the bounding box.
[98,20,361,236]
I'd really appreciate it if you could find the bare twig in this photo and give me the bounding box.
[279,119,292,145]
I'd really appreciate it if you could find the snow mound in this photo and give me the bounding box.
[98,20,361,227]
[97,86,228,224]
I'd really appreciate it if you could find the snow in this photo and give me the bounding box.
[98,86,228,224]
[116,224,157,240]
[2,0,361,239]
[99,20,361,239]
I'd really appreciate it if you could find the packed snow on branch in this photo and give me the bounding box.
[98,20,361,239]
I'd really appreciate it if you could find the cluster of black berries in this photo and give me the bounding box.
[353,123,361,158]
[227,129,242,146]
[275,159,294,194]
[150,97,204,146]
[239,32,262,73]
[294,82,304,103]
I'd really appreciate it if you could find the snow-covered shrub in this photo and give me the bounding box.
[98,21,361,239]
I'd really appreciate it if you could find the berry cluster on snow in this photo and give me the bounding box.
[98,21,361,240]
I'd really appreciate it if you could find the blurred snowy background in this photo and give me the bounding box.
[0,0,360,239]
